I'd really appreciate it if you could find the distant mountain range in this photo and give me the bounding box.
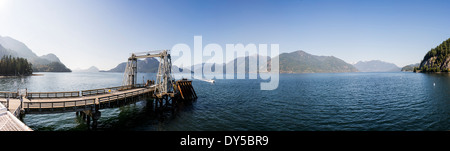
[104,50,360,74]
[189,55,270,74]
[352,60,401,72]
[278,50,358,73]
[102,58,160,73]
[73,66,100,72]
[0,35,71,72]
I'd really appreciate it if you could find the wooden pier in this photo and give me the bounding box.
[0,80,197,131]
[23,87,153,114]
[0,84,155,131]
[1,85,153,113]
[0,50,198,131]
[0,102,32,131]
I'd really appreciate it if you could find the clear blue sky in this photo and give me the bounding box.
[1,0,449,70]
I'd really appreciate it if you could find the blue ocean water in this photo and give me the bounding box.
[1,72,449,131]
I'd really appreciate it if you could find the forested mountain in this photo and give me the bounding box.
[418,38,450,72]
[184,50,357,74]
[194,55,270,74]
[104,58,160,73]
[0,35,71,72]
[106,50,358,74]
[277,50,358,73]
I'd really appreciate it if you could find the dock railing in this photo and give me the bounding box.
[23,88,151,113]
[24,99,97,112]
[0,92,18,98]
[27,91,80,99]
[11,101,22,118]
[81,84,145,96]
[0,100,7,109]
[0,98,22,118]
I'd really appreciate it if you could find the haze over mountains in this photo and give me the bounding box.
[104,50,363,74]
[189,55,270,74]
[0,35,71,72]
[352,60,401,72]
[278,50,358,73]
[73,66,100,72]
[103,58,160,73]
[193,51,402,74]
[401,63,420,72]
[2,35,410,74]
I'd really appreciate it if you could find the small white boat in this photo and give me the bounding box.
[193,76,215,83]
[206,79,215,83]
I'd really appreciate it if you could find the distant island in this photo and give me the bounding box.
[0,35,71,72]
[73,66,100,72]
[401,63,419,72]
[416,38,450,72]
[352,60,401,72]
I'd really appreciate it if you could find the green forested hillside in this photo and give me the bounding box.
[277,50,358,73]
[419,38,450,72]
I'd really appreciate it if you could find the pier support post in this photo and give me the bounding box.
[92,100,101,130]
[91,112,100,130]
[82,112,86,120]
[86,115,91,128]
[155,98,159,111]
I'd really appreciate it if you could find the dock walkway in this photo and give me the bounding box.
[22,87,154,114]
[0,103,32,131]
[0,85,155,131]
[0,79,195,131]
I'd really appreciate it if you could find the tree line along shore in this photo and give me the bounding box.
[0,55,33,76]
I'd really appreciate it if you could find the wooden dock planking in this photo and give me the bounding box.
[0,103,32,131]
[0,86,155,131]
[22,87,154,113]
[0,80,194,130]
[0,98,22,117]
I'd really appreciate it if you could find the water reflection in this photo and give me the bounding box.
[0,76,30,91]
[5,72,450,131]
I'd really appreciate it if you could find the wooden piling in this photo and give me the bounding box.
[175,79,197,101]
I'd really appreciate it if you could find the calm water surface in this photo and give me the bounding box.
[0,72,449,131]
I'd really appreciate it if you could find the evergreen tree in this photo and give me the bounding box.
[420,38,450,72]
[0,55,33,76]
